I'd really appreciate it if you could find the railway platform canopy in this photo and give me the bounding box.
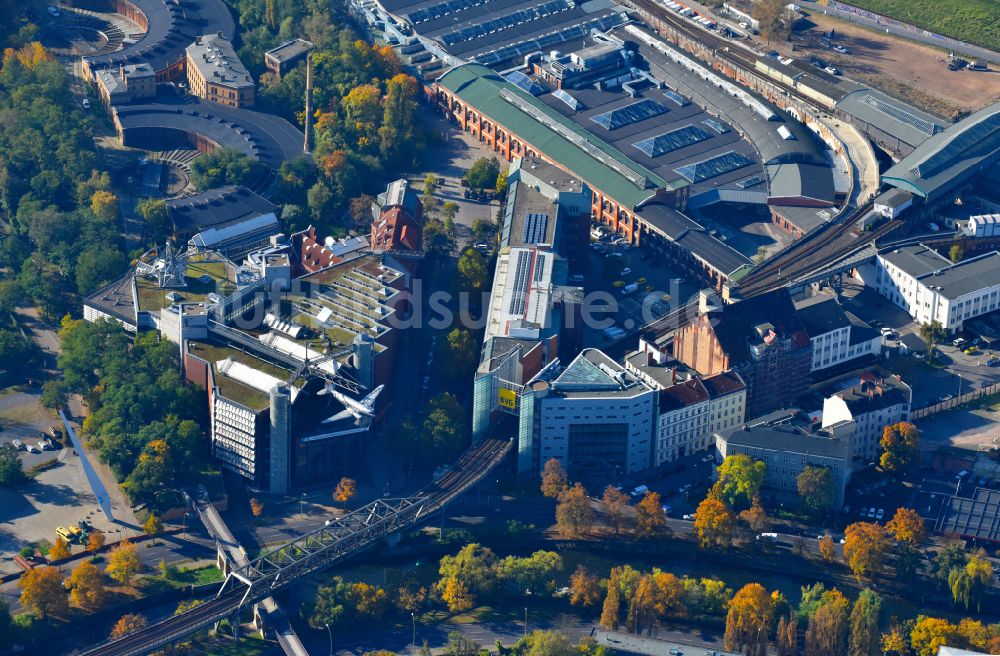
[881,100,1000,206]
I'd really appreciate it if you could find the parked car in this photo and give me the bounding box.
[832,44,849,54]
[81,98,91,109]
[867,507,876,519]
[682,514,695,520]
[56,526,73,542]
[620,267,632,276]
[965,346,978,355]
[12,439,24,450]
[876,508,885,521]
[987,357,1000,367]
[953,337,967,348]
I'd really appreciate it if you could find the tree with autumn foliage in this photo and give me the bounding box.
[48,536,71,561]
[803,588,849,656]
[880,422,920,472]
[842,522,890,581]
[540,458,568,498]
[651,570,685,619]
[884,507,924,545]
[555,483,594,536]
[334,477,357,509]
[143,513,163,535]
[818,534,836,562]
[106,540,141,585]
[600,485,630,535]
[441,576,474,613]
[18,566,66,618]
[693,497,735,549]
[776,613,798,656]
[68,559,106,610]
[599,575,621,630]
[110,613,147,639]
[87,529,105,553]
[724,583,773,656]
[249,497,264,517]
[625,575,657,634]
[635,490,667,537]
[738,496,769,535]
[569,565,601,607]
[910,616,958,656]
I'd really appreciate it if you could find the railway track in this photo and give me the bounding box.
[619,0,839,114]
[78,439,512,656]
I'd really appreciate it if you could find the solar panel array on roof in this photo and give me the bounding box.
[441,0,570,45]
[476,12,627,66]
[675,151,754,182]
[633,124,712,157]
[702,118,728,134]
[508,250,532,315]
[553,88,583,110]
[663,89,688,106]
[522,212,550,244]
[505,71,546,96]
[534,253,546,281]
[591,99,668,131]
[738,175,766,189]
[408,0,483,24]
[859,94,938,137]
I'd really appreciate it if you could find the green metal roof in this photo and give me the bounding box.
[439,64,687,209]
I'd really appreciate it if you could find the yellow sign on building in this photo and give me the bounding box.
[498,387,517,409]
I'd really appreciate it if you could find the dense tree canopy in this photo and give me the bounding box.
[59,320,208,506]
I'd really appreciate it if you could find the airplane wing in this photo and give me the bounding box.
[322,408,360,424]
[360,385,385,409]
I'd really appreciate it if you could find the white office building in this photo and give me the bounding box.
[820,372,911,467]
[520,349,657,484]
[794,294,882,372]
[873,244,1000,331]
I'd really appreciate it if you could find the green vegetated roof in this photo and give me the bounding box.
[188,340,298,411]
[439,64,687,209]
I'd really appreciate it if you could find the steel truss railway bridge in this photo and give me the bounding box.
[78,438,512,656]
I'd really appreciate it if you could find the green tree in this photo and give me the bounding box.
[309,576,350,628]
[420,393,467,462]
[497,550,563,595]
[0,446,26,486]
[136,198,172,244]
[464,157,500,190]
[437,543,499,599]
[709,454,765,510]
[457,248,489,291]
[445,328,476,375]
[931,542,967,587]
[797,465,835,515]
[949,243,964,263]
[848,589,881,656]
[75,246,127,294]
[918,320,946,358]
[189,148,263,190]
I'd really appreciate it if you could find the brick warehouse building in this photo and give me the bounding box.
[434,64,753,288]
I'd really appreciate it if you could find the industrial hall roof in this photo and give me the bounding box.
[437,63,681,210]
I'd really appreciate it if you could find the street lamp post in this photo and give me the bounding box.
[181,512,192,538]
[325,623,332,656]
[300,492,307,516]
[523,607,528,640]
[411,612,416,648]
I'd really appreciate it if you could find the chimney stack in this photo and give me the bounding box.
[303,53,313,153]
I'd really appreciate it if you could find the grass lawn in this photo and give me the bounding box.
[845,0,999,51]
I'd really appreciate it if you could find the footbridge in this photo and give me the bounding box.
[77,438,513,656]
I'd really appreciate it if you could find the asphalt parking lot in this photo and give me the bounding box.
[579,229,701,348]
